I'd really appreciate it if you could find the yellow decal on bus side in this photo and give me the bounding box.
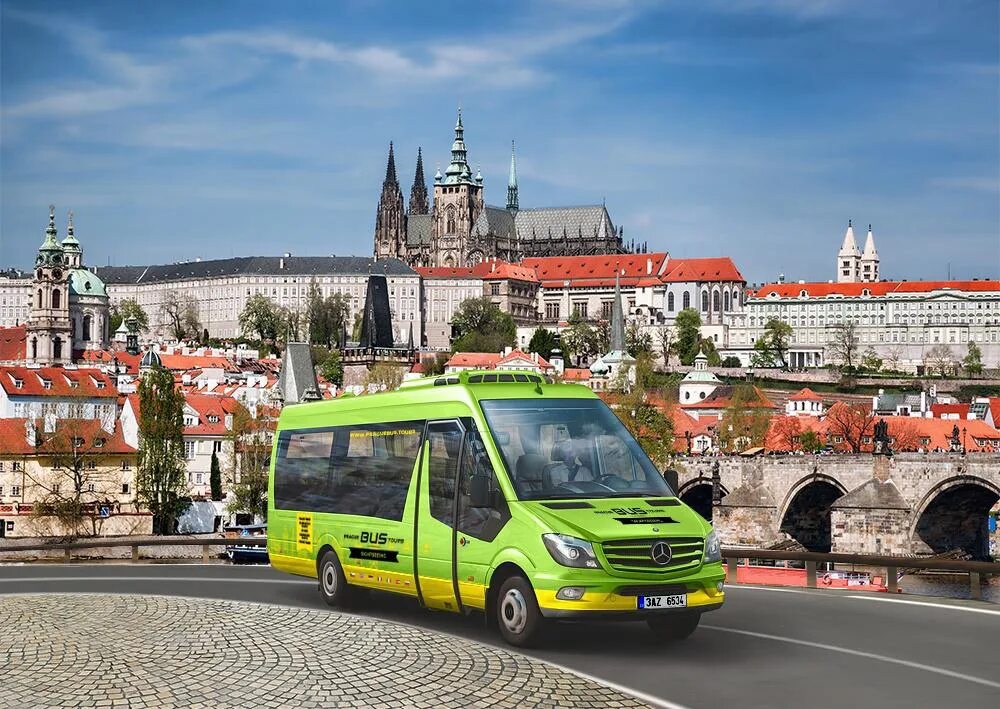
[296,513,313,552]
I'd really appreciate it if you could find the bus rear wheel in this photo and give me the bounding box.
[495,576,546,648]
[318,550,354,608]
[646,611,701,642]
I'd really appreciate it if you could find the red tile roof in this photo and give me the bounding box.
[753,279,1000,299]
[158,354,234,371]
[0,325,26,362]
[445,352,501,369]
[661,257,744,283]
[80,349,141,374]
[497,349,552,370]
[930,403,970,418]
[788,387,823,401]
[561,368,592,381]
[989,398,1000,426]
[522,253,671,288]
[472,260,539,282]
[0,418,135,455]
[183,393,240,437]
[0,366,118,398]
[682,385,775,410]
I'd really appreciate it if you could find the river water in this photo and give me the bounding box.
[900,573,998,603]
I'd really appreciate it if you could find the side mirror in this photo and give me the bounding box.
[662,469,679,494]
[469,474,493,508]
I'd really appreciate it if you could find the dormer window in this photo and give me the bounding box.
[13,377,22,389]
[207,415,220,424]
[96,381,106,389]
[64,376,78,388]
[94,438,105,448]
[40,378,52,390]
[72,436,85,447]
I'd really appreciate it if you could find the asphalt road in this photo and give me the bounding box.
[1,563,997,709]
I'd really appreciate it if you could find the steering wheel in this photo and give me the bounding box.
[598,474,629,490]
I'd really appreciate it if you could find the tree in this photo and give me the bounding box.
[768,416,803,452]
[318,348,344,387]
[861,347,883,373]
[888,418,921,452]
[884,346,903,373]
[612,353,675,470]
[161,291,201,342]
[227,403,271,523]
[824,402,876,453]
[209,450,223,502]
[278,306,303,344]
[422,351,450,377]
[963,341,984,376]
[720,356,742,368]
[560,314,601,365]
[528,327,557,360]
[26,416,125,538]
[451,297,516,352]
[351,312,364,342]
[799,429,823,453]
[752,319,792,369]
[700,338,722,366]
[655,327,675,368]
[364,362,405,391]
[625,322,654,358]
[110,298,149,334]
[828,322,859,371]
[924,344,955,377]
[674,309,702,365]
[717,385,772,452]
[135,365,189,534]
[239,293,281,343]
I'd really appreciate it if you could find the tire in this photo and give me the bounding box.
[317,550,355,608]
[646,611,701,643]
[495,575,546,648]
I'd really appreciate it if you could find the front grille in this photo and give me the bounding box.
[601,536,704,573]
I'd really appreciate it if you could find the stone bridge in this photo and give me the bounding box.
[674,454,1000,559]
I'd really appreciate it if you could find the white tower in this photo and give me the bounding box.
[836,220,861,283]
[860,224,880,282]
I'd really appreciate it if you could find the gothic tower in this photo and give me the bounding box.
[506,140,519,211]
[836,219,861,283]
[431,109,484,267]
[373,142,406,260]
[408,147,429,215]
[860,224,880,283]
[27,206,72,365]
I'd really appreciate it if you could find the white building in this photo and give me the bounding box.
[415,267,484,350]
[785,388,825,417]
[95,256,421,345]
[679,353,721,404]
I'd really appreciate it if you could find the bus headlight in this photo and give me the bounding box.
[542,534,600,569]
[704,529,722,563]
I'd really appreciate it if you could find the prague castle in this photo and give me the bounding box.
[373,110,642,268]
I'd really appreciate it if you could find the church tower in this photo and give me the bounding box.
[506,140,519,211]
[408,147,429,215]
[836,220,861,283]
[27,206,72,365]
[373,142,406,260]
[860,224,880,282]
[431,109,484,267]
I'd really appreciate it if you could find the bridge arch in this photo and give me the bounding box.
[910,475,1000,560]
[778,473,848,552]
[678,477,729,523]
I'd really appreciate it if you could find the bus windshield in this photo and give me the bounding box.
[479,398,674,501]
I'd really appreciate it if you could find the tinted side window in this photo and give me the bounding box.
[457,430,510,541]
[274,421,423,521]
[426,421,462,527]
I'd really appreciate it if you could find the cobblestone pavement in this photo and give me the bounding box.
[0,594,650,708]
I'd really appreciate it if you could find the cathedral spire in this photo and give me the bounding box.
[444,106,473,184]
[409,147,429,215]
[384,141,399,186]
[506,140,519,211]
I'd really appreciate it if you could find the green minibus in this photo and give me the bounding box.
[267,370,725,646]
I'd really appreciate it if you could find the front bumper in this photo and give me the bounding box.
[533,558,726,620]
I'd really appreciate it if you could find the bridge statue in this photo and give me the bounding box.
[872,418,892,457]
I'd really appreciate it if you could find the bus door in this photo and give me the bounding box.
[416,420,464,612]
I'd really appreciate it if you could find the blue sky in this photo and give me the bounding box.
[1,0,997,283]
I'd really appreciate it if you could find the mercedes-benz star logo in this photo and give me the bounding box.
[650,541,673,566]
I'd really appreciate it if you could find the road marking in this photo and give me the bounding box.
[0,576,313,585]
[701,625,1000,689]
[845,594,1000,616]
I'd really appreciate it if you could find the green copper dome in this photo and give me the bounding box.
[61,211,81,253]
[36,206,64,266]
[68,268,107,298]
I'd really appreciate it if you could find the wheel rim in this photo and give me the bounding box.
[499,588,528,635]
[322,562,337,596]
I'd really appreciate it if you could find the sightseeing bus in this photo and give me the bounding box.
[267,370,725,646]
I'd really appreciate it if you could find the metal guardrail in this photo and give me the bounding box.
[0,537,266,563]
[721,547,1000,601]
[1,539,995,600]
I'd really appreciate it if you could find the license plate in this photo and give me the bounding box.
[638,594,687,609]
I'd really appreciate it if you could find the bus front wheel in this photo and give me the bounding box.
[495,576,546,648]
[318,550,353,608]
[646,611,701,642]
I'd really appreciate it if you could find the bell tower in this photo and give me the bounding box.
[431,109,484,267]
[373,142,406,261]
[27,206,72,365]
